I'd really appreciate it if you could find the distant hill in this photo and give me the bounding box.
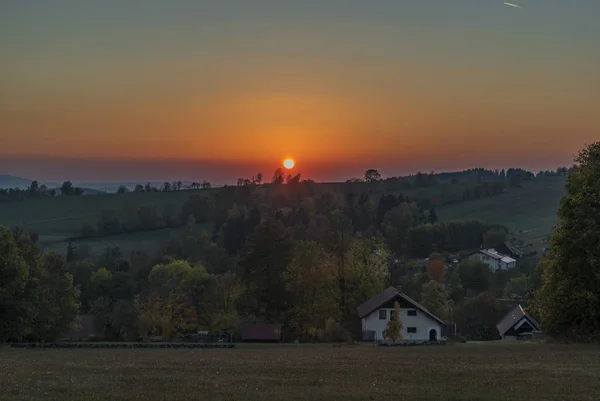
[74,182,196,193]
[0,174,107,194]
[0,174,33,189]
[437,176,566,245]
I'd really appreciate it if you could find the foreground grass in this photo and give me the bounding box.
[1,343,599,401]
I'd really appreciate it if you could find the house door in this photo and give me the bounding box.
[429,329,437,341]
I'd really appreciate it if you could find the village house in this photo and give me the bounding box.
[496,304,541,340]
[357,286,446,343]
[468,248,517,271]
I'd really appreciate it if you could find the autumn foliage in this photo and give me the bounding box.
[426,253,446,283]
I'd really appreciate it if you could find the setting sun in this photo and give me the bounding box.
[283,158,295,169]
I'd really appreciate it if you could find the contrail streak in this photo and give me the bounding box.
[504,2,522,8]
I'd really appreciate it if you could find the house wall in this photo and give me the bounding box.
[469,253,516,271]
[362,307,442,342]
[469,253,499,270]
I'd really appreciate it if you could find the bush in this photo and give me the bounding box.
[317,318,351,343]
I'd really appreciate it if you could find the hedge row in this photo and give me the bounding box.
[377,341,446,347]
[10,342,236,349]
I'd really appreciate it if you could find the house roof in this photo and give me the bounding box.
[496,305,541,336]
[474,249,517,264]
[356,286,446,326]
[502,241,524,257]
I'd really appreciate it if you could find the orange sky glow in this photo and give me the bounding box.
[1,1,598,183]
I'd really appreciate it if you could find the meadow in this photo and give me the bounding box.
[1,343,599,401]
[0,189,213,235]
[437,176,566,244]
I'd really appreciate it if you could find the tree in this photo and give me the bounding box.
[449,270,464,303]
[66,242,76,262]
[134,184,145,192]
[457,260,493,293]
[533,142,600,341]
[283,241,339,338]
[136,260,207,340]
[239,217,294,321]
[162,182,172,192]
[383,301,403,342]
[504,274,530,300]
[364,169,381,182]
[0,227,31,341]
[381,202,421,255]
[0,227,80,342]
[117,185,129,194]
[429,208,438,223]
[61,181,74,195]
[179,194,215,223]
[344,236,388,314]
[483,228,508,249]
[420,280,452,321]
[272,168,285,184]
[97,210,122,235]
[31,252,80,340]
[426,253,446,283]
[28,181,39,197]
[255,173,263,185]
[455,292,504,341]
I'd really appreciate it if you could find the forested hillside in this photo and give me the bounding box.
[2,166,568,343]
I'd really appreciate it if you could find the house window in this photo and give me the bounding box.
[407,327,417,333]
[407,310,417,316]
[379,310,387,320]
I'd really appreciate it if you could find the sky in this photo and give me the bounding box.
[1,0,599,183]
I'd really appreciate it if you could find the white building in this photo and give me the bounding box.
[469,249,517,271]
[357,286,446,343]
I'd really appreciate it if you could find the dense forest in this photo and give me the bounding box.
[1,154,594,343]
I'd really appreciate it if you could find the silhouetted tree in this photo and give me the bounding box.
[272,168,285,184]
[364,169,381,182]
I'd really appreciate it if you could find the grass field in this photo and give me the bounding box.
[38,227,194,256]
[0,189,214,235]
[1,343,599,401]
[437,176,566,244]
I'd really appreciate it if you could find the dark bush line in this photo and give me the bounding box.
[377,341,446,347]
[10,343,236,349]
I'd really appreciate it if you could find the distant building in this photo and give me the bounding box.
[469,249,517,271]
[496,305,541,340]
[357,286,446,343]
[495,241,524,259]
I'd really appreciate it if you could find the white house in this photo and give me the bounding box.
[357,286,446,342]
[469,248,517,271]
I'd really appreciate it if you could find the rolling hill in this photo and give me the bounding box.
[0,174,34,189]
[437,175,566,243]
[0,175,567,257]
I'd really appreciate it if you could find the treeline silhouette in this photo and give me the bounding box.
[0,181,84,202]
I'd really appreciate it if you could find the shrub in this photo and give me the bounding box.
[317,318,350,343]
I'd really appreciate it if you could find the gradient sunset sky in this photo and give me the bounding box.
[1,0,599,183]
